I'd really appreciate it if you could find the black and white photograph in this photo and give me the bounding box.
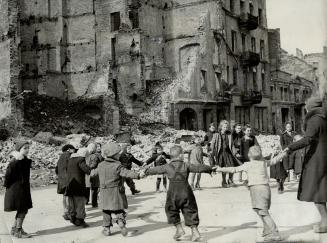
[0,0,326,242]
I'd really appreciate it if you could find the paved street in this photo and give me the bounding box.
[0,175,326,243]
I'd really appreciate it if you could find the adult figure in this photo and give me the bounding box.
[285,97,327,233]
[210,120,242,187]
[231,123,244,182]
[270,122,293,193]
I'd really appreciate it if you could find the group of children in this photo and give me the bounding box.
[3,129,294,242]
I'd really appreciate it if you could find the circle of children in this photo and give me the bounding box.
[3,97,327,242]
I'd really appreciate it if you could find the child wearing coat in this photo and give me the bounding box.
[289,135,304,180]
[144,145,215,242]
[216,146,285,242]
[91,142,144,237]
[4,141,33,239]
[145,142,171,192]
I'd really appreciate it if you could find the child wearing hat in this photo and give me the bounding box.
[216,146,286,242]
[144,145,215,242]
[4,140,33,238]
[145,142,170,192]
[91,142,144,236]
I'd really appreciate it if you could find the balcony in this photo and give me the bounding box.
[241,90,262,105]
[241,51,260,67]
[238,13,259,31]
[215,91,232,104]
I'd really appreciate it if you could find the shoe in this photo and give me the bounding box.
[74,218,89,227]
[313,224,327,233]
[10,226,16,236]
[195,185,201,190]
[261,228,271,237]
[191,226,202,242]
[173,223,185,240]
[264,232,282,241]
[156,189,161,193]
[163,187,168,192]
[70,216,76,225]
[222,182,228,188]
[63,214,70,220]
[92,204,98,208]
[132,189,141,195]
[102,227,111,236]
[117,220,128,237]
[243,180,249,186]
[14,228,32,239]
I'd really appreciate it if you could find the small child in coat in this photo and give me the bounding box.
[145,142,171,192]
[289,135,304,180]
[216,146,285,242]
[91,142,144,237]
[144,145,215,242]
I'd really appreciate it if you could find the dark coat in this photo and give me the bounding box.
[239,135,258,162]
[280,131,295,170]
[288,108,327,202]
[4,157,33,212]
[119,152,143,170]
[145,152,170,167]
[232,131,244,157]
[55,152,71,194]
[210,132,242,166]
[65,156,91,197]
[93,158,140,210]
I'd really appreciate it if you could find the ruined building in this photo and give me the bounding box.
[0,0,272,134]
[268,29,318,134]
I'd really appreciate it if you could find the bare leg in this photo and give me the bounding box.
[315,203,327,226]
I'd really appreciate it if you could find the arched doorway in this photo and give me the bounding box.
[179,108,197,131]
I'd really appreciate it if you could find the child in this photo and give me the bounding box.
[145,142,170,192]
[144,145,215,242]
[119,143,144,195]
[289,135,304,180]
[4,140,33,238]
[269,144,288,194]
[92,142,144,237]
[216,146,285,242]
[55,144,76,220]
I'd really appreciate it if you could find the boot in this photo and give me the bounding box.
[156,178,161,192]
[102,226,111,236]
[74,218,89,228]
[191,226,202,242]
[117,219,128,237]
[264,231,282,241]
[131,189,141,195]
[173,223,185,240]
[15,218,32,239]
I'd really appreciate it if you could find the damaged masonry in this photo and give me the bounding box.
[0,0,326,136]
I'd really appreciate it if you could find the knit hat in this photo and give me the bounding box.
[306,97,323,111]
[102,142,121,158]
[15,140,30,152]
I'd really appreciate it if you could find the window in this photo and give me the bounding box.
[25,63,30,72]
[241,34,246,52]
[230,0,235,13]
[235,106,251,126]
[215,72,222,92]
[110,12,121,31]
[253,69,257,91]
[243,69,248,91]
[251,37,256,52]
[260,40,265,59]
[249,2,254,15]
[113,79,118,100]
[227,66,230,84]
[258,8,263,25]
[294,88,299,101]
[255,107,267,131]
[284,87,288,101]
[270,86,274,99]
[233,67,238,85]
[130,10,139,29]
[280,87,283,100]
[261,66,266,93]
[240,0,245,13]
[111,38,116,64]
[200,70,207,92]
[231,30,237,52]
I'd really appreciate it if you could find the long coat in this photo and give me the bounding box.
[85,153,102,188]
[55,152,71,194]
[65,156,91,197]
[288,108,327,202]
[4,157,33,212]
[94,158,140,211]
[210,132,242,166]
[280,131,295,170]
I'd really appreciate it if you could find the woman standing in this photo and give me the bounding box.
[4,141,33,238]
[285,97,327,233]
[270,122,293,193]
[210,120,242,187]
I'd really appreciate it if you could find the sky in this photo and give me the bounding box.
[266,0,327,55]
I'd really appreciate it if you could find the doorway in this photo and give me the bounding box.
[180,108,197,131]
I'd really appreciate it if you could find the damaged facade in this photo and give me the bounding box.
[268,29,318,133]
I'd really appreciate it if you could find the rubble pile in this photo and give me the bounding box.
[256,134,281,157]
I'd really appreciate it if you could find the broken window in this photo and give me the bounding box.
[241,34,246,52]
[129,10,139,29]
[230,0,235,13]
[111,12,121,31]
[231,30,237,52]
[200,70,207,92]
[258,8,263,25]
[260,40,265,59]
[233,67,238,85]
[251,37,256,52]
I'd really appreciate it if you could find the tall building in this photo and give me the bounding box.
[268,29,318,133]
